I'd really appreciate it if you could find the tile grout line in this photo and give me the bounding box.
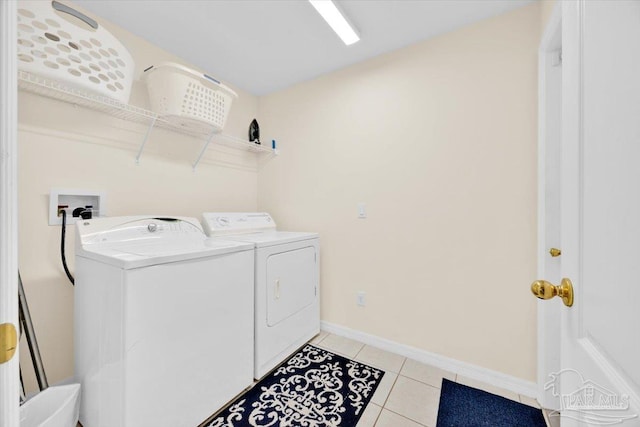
[360,351,456,390]
[381,407,429,427]
[370,403,383,427]
[372,355,411,425]
[313,331,328,346]
[353,342,366,359]
[399,356,408,372]
[379,369,401,411]
[318,333,365,360]
[380,372,442,427]
[396,373,443,391]
[373,371,401,427]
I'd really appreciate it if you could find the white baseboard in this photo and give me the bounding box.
[320,320,537,399]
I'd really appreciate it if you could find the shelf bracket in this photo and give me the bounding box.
[257,149,279,170]
[192,129,219,171]
[135,116,157,165]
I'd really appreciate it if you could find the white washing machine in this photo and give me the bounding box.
[202,212,320,379]
[74,216,255,427]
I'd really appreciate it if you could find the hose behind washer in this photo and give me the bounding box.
[60,210,75,285]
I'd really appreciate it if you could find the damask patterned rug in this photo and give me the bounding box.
[203,344,384,427]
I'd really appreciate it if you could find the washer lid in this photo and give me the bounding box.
[218,231,319,248]
[75,216,253,269]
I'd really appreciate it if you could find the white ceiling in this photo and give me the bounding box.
[74,0,533,96]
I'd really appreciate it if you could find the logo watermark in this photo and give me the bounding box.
[544,369,638,425]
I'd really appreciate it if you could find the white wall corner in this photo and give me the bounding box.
[320,321,538,399]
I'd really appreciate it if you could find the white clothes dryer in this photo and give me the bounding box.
[74,216,254,427]
[202,213,320,379]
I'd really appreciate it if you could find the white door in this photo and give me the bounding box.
[0,1,20,426]
[550,1,640,425]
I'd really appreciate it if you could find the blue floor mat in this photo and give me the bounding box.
[436,378,546,427]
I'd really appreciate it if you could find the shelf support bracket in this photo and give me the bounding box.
[192,130,218,171]
[135,116,157,165]
[257,149,279,170]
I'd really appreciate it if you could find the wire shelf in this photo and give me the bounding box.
[18,70,155,124]
[213,133,276,154]
[17,71,277,168]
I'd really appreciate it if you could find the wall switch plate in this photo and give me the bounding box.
[358,203,367,219]
[357,291,366,307]
[49,188,106,226]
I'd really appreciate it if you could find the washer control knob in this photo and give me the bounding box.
[148,223,158,233]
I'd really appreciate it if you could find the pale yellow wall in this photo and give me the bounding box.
[257,3,541,381]
[18,4,259,392]
[19,0,543,392]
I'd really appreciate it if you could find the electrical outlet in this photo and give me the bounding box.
[357,291,366,307]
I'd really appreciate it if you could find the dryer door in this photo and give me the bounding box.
[266,246,317,327]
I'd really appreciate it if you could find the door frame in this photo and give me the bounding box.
[0,0,19,426]
[537,1,562,411]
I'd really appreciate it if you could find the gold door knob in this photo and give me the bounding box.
[531,278,574,307]
[549,248,562,257]
[0,323,17,364]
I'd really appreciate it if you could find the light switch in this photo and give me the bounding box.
[358,203,367,219]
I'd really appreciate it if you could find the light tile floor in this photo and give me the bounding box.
[312,332,550,427]
[80,332,554,427]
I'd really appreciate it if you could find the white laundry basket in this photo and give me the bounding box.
[20,384,81,427]
[143,62,238,133]
[17,1,135,103]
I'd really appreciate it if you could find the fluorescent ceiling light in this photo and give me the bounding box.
[309,0,360,46]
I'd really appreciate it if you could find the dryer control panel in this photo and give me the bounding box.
[202,212,276,236]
